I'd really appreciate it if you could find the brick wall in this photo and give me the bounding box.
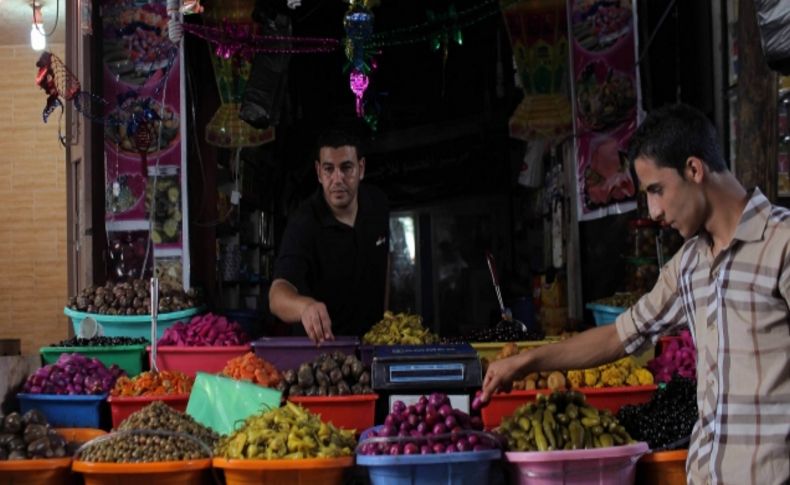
[0,44,68,355]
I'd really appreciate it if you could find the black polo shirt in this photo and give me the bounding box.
[272,184,389,336]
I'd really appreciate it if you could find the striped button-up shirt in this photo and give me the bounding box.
[615,188,790,485]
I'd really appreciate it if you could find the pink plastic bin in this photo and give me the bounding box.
[148,345,252,377]
[506,442,649,485]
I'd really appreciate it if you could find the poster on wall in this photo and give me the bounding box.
[568,0,641,220]
[102,0,190,289]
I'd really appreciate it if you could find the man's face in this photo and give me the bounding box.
[316,145,365,212]
[635,156,706,239]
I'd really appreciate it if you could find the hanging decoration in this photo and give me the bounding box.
[203,0,275,148]
[35,52,81,122]
[368,0,499,48]
[343,0,376,118]
[181,23,338,57]
[427,5,463,63]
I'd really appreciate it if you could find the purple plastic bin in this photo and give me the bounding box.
[506,442,649,485]
[251,336,359,371]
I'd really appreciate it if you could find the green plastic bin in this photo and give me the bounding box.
[40,344,147,376]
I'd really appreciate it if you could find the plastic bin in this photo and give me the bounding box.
[64,307,202,340]
[471,340,556,363]
[213,456,354,485]
[251,336,359,371]
[506,442,649,484]
[585,303,625,326]
[56,427,108,444]
[0,457,73,485]
[18,393,106,428]
[481,386,657,428]
[149,345,251,377]
[636,449,688,485]
[107,394,189,428]
[72,459,212,485]
[357,447,501,485]
[288,394,377,433]
[41,344,147,376]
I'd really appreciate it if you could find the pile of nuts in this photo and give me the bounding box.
[67,279,200,315]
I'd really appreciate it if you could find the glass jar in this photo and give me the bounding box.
[627,218,659,259]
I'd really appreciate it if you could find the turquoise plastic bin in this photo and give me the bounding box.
[17,393,106,428]
[64,307,202,339]
[586,303,626,326]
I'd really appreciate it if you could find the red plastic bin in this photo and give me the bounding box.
[636,449,688,485]
[148,345,251,377]
[288,394,377,433]
[481,386,657,429]
[107,394,190,428]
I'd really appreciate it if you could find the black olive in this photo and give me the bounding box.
[3,413,22,434]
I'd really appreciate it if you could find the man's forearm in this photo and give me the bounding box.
[269,279,315,323]
[518,324,627,372]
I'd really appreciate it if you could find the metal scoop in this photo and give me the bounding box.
[149,277,160,373]
[485,251,528,333]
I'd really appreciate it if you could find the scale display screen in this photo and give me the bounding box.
[389,363,465,382]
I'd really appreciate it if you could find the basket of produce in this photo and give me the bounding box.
[586,293,640,326]
[18,354,124,428]
[212,402,356,485]
[481,354,656,428]
[151,313,251,377]
[252,336,359,372]
[107,370,193,428]
[72,402,217,485]
[64,279,202,339]
[0,411,105,485]
[636,450,688,485]
[648,330,696,383]
[41,336,149,377]
[359,312,437,364]
[498,392,649,484]
[279,351,376,432]
[356,393,502,485]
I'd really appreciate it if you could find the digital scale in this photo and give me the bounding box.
[371,343,482,419]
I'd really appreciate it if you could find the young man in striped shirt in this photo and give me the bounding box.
[481,104,790,484]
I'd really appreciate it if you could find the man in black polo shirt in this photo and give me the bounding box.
[269,130,389,343]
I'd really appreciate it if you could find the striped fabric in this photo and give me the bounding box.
[615,189,790,485]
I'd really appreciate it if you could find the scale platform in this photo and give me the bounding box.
[371,343,482,417]
[371,343,482,390]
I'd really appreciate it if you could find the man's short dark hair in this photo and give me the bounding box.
[627,103,727,175]
[315,128,363,160]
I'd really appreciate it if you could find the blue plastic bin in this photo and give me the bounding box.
[357,426,502,485]
[17,393,106,428]
[64,307,202,339]
[357,449,501,485]
[586,303,626,326]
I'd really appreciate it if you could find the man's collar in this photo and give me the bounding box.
[731,187,771,243]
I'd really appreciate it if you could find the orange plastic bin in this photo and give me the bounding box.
[636,449,688,485]
[0,457,73,485]
[149,345,251,377]
[72,459,212,485]
[107,394,190,428]
[213,456,354,485]
[481,386,657,428]
[288,394,377,433]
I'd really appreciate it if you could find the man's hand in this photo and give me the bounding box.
[480,354,529,403]
[300,301,335,344]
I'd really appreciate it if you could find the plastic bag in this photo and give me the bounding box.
[186,372,282,435]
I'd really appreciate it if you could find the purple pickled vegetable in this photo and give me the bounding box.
[403,443,419,455]
[23,353,124,395]
[420,444,432,454]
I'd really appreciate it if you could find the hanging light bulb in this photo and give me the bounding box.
[31,4,46,51]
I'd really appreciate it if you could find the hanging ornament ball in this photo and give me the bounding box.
[344,7,374,41]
